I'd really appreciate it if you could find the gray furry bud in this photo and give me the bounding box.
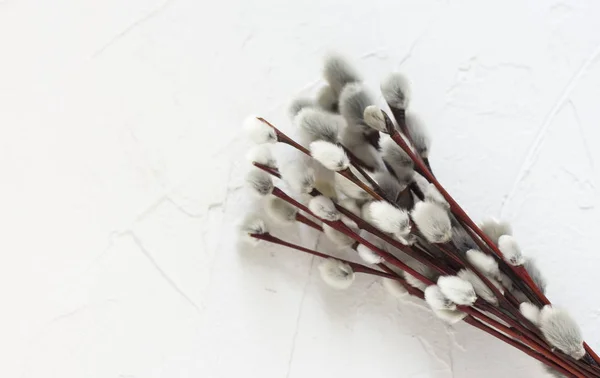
[540,306,585,360]
[246,169,274,196]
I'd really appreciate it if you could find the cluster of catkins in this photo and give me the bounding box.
[239,54,599,377]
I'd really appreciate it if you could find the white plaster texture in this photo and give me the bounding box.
[1,1,600,377]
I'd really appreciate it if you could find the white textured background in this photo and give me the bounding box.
[2,0,600,377]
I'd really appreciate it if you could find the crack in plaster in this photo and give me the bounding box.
[128,231,204,315]
[284,234,321,378]
[91,0,175,58]
[500,42,600,217]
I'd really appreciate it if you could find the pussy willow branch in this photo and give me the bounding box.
[262,182,589,376]
[257,117,385,201]
[388,130,548,304]
[378,109,545,304]
[475,301,599,377]
[250,233,397,279]
[250,229,585,377]
[253,163,451,277]
[252,120,597,374]
[256,163,537,335]
[271,187,435,285]
[249,230,584,377]
[460,224,542,306]
[386,107,434,174]
[435,241,543,334]
[255,160,539,340]
[383,115,600,365]
[464,316,576,378]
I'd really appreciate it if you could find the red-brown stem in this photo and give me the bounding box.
[558,350,600,377]
[409,182,425,201]
[436,242,541,334]
[343,147,378,181]
[463,316,577,378]
[250,233,399,279]
[367,263,581,376]
[505,290,521,308]
[386,125,600,369]
[251,128,599,369]
[251,163,442,277]
[335,205,451,276]
[585,343,600,367]
[257,117,387,203]
[423,157,434,174]
[271,187,435,286]
[437,242,505,301]
[333,251,582,376]
[375,263,417,294]
[255,164,530,331]
[257,117,311,155]
[460,306,587,377]
[389,131,550,304]
[253,155,584,372]
[376,262,400,277]
[251,163,321,232]
[460,225,542,306]
[411,156,599,371]
[252,162,281,178]
[478,301,542,342]
[387,107,411,143]
[387,107,437,176]
[474,303,599,376]
[339,168,385,201]
[295,213,322,231]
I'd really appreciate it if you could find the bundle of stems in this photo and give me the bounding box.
[239,55,599,377]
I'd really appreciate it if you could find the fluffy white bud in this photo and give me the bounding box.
[425,285,456,310]
[381,73,410,109]
[524,258,547,294]
[479,218,512,245]
[265,196,297,224]
[244,115,277,144]
[356,231,385,264]
[245,169,273,197]
[411,201,452,243]
[363,105,386,132]
[540,306,585,360]
[288,98,313,119]
[437,276,477,306]
[339,83,375,128]
[246,145,277,167]
[323,54,360,95]
[457,269,499,306]
[238,214,268,245]
[318,258,355,290]
[519,302,541,326]
[308,195,340,221]
[280,161,315,194]
[316,85,337,112]
[405,112,430,158]
[335,167,370,200]
[498,235,524,266]
[309,141,350,171]
[404,264,435,291]
[466,249,500,278]
[364,201,410,235]
[381,138,413,179]
[296,108,343,144]
[424,183,449,209]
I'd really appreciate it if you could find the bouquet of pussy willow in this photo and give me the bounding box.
[239,54,600,377]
